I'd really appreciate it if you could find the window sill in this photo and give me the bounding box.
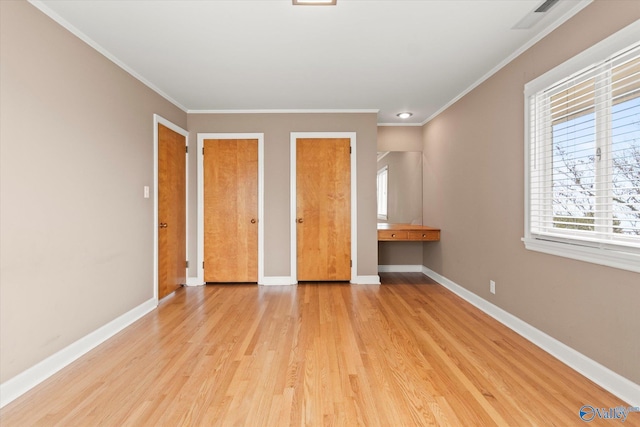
[522,237,640,274]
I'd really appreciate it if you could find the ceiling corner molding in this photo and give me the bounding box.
[27,0,188,113]
[421,0,593,126]
[187,109,379,115]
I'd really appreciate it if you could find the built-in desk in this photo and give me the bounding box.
[377,223,440,242]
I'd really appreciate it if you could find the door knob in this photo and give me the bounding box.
[297,218,304,223]
[251,218,256,224]
[159,222,168,228]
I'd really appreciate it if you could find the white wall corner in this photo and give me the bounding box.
[261,276,296,286]
[353,275,382,285]
[0,298,157,409]
[421,266,640,407]
[185,277,204,286]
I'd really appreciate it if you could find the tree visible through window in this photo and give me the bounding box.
[611,96,640,235]
[550,64,640,237]
[524,35,640,272]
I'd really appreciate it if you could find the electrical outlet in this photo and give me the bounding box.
[490,280,496,294]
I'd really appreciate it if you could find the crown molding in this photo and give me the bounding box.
[28,0,593,128]
[187,109,379,115]
[377,122,424,127]
[28,0,188,113]
[421,0,593,126]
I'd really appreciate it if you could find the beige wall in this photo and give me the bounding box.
[0,1,186,382]
[422,0,640,383]
[186,113,379,279]
[377,126,423,151]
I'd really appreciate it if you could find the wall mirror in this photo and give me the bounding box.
[376,151,422,225]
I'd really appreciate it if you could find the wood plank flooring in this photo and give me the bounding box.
[1,273,635,426]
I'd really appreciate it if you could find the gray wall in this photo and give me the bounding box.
[422,0,640,383]
[186,113,379,279]
[0,1,186,383]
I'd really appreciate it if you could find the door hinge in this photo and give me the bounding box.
[349,146,352,154]
[185,146,188,154]
[202,261,205,269]
[350,259,353,267]
[185,260,189,268]
[202,147,205,155]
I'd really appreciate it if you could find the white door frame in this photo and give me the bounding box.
[290,132,357,283]
[153,114,189,303]
[197,133,265,285]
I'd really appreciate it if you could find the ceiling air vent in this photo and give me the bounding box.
[513,0,560,30]
[534,0,560,13]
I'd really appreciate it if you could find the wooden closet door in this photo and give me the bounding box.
[296,138,351,281]
[203,139,258,282]
[158,124,186,299]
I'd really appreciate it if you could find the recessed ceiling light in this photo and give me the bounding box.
[292,0,337,5]
[397,112,413,119]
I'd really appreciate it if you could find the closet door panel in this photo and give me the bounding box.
[296,138,351,281]
[204,139,258,282]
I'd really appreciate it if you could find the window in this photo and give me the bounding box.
[524,25,640,273]
[377,166,388,220]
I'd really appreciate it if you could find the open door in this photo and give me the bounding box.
[157,121,187,299]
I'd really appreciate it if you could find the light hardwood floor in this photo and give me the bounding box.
[1,273,635,426]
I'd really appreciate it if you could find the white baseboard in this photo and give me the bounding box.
[185,277,204,286]
[378,264,423,273]
[6,270,635,409]
[421,266,640,407]
[0,298,157,409]
[352,275,381,285]
[261,276,295,286]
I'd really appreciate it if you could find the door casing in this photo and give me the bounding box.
[153,114,189,302]
[197,133,265,285]
[290,132,357,283]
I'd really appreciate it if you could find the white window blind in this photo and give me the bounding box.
[524,32,640,272]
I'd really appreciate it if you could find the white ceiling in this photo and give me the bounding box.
[32,0,590,124]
